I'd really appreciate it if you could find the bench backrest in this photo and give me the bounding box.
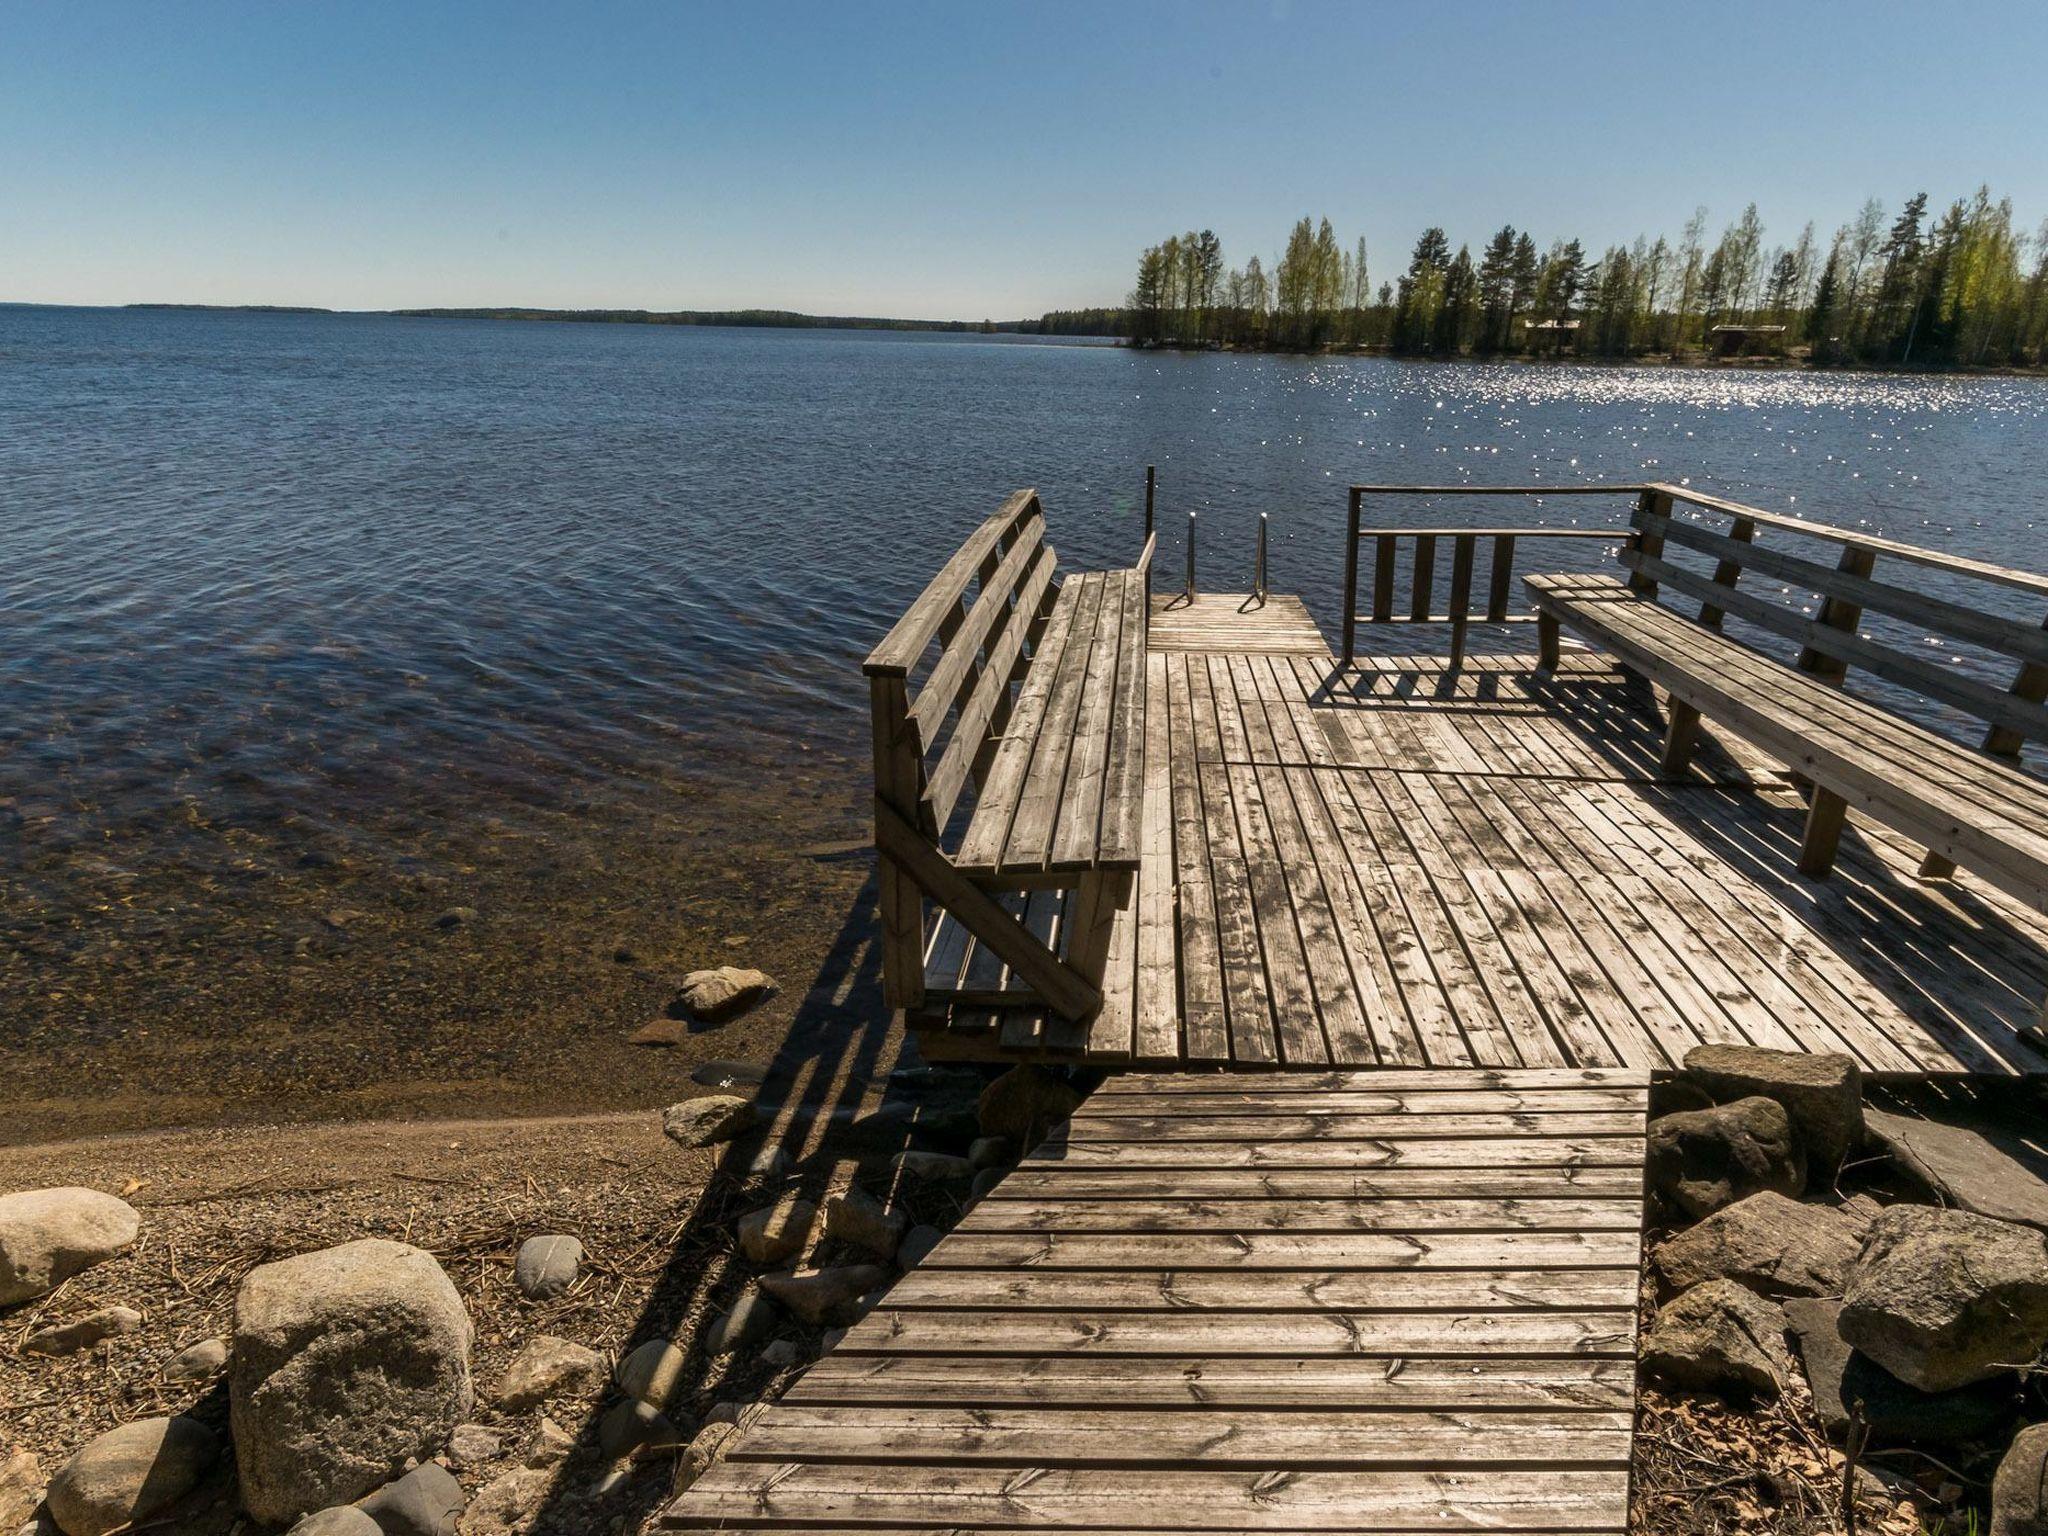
[1621,484,2048,762]
[863,490,1065,846]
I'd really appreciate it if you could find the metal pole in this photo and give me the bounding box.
[1254,513,1268,603]
[1342,487,1362,665]
[1185,511,1197,600]
[1144,465,1155,543]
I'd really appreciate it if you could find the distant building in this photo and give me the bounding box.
[1711,323,1788,357]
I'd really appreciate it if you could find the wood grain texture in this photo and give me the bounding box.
[667,1068,1644,1533]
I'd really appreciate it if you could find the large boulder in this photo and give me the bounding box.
[977,1066,1082,1147]
[0,1188,141,1307]
[231,1239,475,1525]
[1651,1191,1871,1299]
[1783,1297,2014,1448]
[1647,1096,1805,1219]
[44,1416,217,1536]
[1682,1045,1863,1170]
[1841,1206,2048,1391]
[1866,1109,2048,1232]
[1639,1278,1793,1400]
[1993,1422,2048,1536]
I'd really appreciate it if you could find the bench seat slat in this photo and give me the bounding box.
[954,578,1086,873]
[1526,577,2048,914]
[1584,584,2048,826]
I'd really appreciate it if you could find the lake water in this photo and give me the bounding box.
[4,305,2045,1133]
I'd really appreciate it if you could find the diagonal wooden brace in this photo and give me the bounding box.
[874,800,1102,1021]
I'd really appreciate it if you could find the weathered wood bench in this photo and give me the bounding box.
[1524,486,2048,978]
[864,490,1153,1027]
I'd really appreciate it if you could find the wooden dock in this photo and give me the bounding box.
[670,482,2048,1533]
[670,1067,1648,1534]
[918,610,2048,1076]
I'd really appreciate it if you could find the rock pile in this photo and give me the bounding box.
[1642,1044,2048,1531]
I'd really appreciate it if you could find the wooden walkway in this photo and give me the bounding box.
[915,603,2048,1077]
[667,1067,1648,1534]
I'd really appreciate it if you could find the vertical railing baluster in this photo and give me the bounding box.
[1699,515,1754,630]
[1797,543,1876,685]
[1487,534,1516,622]
[1341,487,1362,664]
[1410,533,1437,622]
[1373,534,1396,622]
[1447,534,1476,667]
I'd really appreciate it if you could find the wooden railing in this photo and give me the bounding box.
[1340,485,1640,664]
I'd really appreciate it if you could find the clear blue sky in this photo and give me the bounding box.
[5,0,2045,318]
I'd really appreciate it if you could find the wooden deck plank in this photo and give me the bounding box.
[669,1067,1642,1534]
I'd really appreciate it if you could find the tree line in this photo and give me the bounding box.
[1040,189,2048,369]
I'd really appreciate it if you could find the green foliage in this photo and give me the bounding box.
[1095,187,2048,367]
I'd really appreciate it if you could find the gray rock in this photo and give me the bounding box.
[741,1145,792,1181]
[1639,1278,1793,1400]
[1,1451,40,1536]
[616,1338,686,1407]
[978,1065,1083,1146]
[1652,1191,1872,1299]
[967,1137,1015,1172]
[0,1188,141,1307]
[737,1197,815,1264]
[1647,1096,1805,1219]
[824,1188,907,1259]
[1782,1296,2013,1447]
[890,1150,972,1184]
[1841,1205,2048,1391]
[1992,1421,2048,1536]
[444,1425,502,1471]
[1866,1109,2048,1232]
[675,967,776,1023]
[288,1508,383,1536]
[525,1418,573,1468]
[165,1336,230,1383]
[433,907,477,931]
[596,1399,678,1462]
[495,1334,605,1410]
[896,1224,944,1269]
[22,1305,143,1357]
[673,1424,737,1494]
[969,1168,1002,1202]
[760,1338,804,1369]
[758,1265,888,1325]
[456,1467,547,1535]
[1683,1044,1863,1170]
[704,1290,779,1354]
[45,1416,216,1536]
[356,1463,464,1536]
[661,1096,758,1148]
[231,1238,475,1525]
[512,1235,583,1300]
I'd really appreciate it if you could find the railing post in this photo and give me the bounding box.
[1254,513,1268,603]
[1342,487,1362,665]
[1144,465,1155,544]
[1185,511,1197,600]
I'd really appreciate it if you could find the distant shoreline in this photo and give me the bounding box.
[106,301,1052,334]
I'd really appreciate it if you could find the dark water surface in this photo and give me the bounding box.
[4,306,2045,1134]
